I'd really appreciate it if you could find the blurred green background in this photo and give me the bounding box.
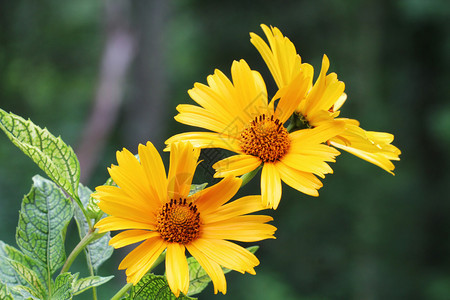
[1,0,450,299]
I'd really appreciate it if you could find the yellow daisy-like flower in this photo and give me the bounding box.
[165,59,345,209]
[250,24,401,174]
[94,141,276,297]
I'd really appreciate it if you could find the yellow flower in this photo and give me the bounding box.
[94,141,276,297]
[165,59,345,209]
[251,24,401,174]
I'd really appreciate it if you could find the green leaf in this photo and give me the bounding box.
[51,273,74,300]
[189,183,208,196]
[16,175,73,277]
[187,246,259,296]
[10,284,41,300]
[0,241,46,293]
[124,274,196,300]
[7,260,46,299]
[73,184,113,272]
[0,108,80,201]
[0,280,14,300]
[72,275,113,295]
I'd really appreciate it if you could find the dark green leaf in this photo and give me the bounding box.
[7,260,46,299]
[0,280,14,300]
[0,241,46,292]
[187,246,259,296]
[10,285,40,300]
[51,273,74,300]
[16,175,73,276]
[124,274,196,300]
[73,184,113,272]
[72,275,113,295]
[0,108,80,201]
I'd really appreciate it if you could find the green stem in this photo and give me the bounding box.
[111,283,132,300]
[110,251,167,300]
[73,194,93,230]
[60,229,102,274]
[86,249,98,300]
[240,165,262,187]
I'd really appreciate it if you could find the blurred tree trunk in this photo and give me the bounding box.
[77,0,135,183]
[123,0,171,153]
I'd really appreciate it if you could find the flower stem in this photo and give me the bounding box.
[240,165,262,187]
[110,251,167,300]
[110,283,132,300]
[60,229,103,274]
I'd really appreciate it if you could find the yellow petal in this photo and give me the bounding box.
[138,142,167,205]
[280,152,334,178]
[201,216,276,242]
[121,237,167,284]
[95,216,155,233]
[250,24,302,89]
[212,154,261,178]
[120,236,165,271]
[108,149,159,210]
[165,132,241,153]
[289,121,345,146]
[275,161,322,196]
[109,230,159,248]
[202,195,265,223]
[166,243,189,297]
[175,104,230,133]
[333,92,347,111]
[167,142,200,200]
[287,143,340,162]
[230,60,269,121]
[330,124,400,174]
[302,55,330,115]
[274,68,312,123]
[186,243,227,294]
[193,176,241,214]
[94,189,156,224]
[261,163,282,209]
[188,82,238,125]
[93,185,156,213]
[190,239,258,274]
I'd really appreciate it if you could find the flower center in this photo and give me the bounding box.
[156,198,200,244]
[240,114,290,163]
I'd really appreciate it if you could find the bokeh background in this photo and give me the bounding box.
[1,0,450,299]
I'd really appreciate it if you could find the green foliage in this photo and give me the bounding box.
[51,273,74,300]
[72,274,113,296]
[0,108,81,203]
[0,176,112,299]
[187,246,259,296]
[73,184,113,272]
[124,274,196,300]
[0,281,14,300]
[0,241,47,290]
[16,175,73,276]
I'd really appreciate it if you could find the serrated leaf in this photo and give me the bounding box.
[16,175,73,277]
[51,273,74,300]
[0,280,14,300]
[72,275,113,295]
[186,245,259,296]
[0,108,80,201]
[73,184,113,272]
[124,274,196,300]
[0,242,46,290]
[188,183,208,196]
[8,260,46,299]
[10,285,41,300]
